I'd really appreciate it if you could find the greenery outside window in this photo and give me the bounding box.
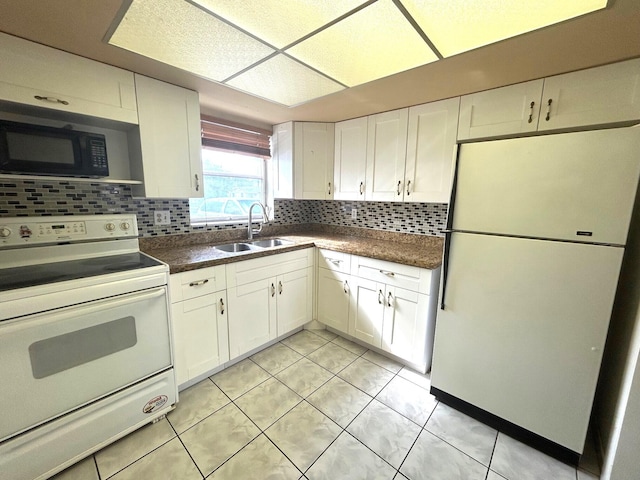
[190,116,271,225]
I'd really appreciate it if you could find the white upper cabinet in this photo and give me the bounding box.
[458,80,544,141]
[131,74,203,198]
[405,97,460,203]
[271,122,335,200]
[294,123,335,200]
[334,117,368,200]
[271,122,293,199]
[538,58,640,131]
[0,33,138,124]
[365,109,409,202]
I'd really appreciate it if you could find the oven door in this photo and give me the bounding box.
[0,286,171,442]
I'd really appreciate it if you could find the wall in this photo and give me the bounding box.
[0,178,448,236]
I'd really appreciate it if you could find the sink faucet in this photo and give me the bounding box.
[247,202,268,240]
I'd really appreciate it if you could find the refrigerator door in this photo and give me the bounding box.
[452,127,640,245]
[432,232,624,453]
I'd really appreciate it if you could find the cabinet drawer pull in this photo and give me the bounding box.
[329,259,342,266]
[359,181,364,195]
[545,98,553,121]
[194,173,200,192]
[328,182,331,195]
[34,95,69,106]
[344,280,349,294]
[379,270,395,277]
[406,180,411,196]
[387,292,393,308]
[188,279,209,287]
[220,298,225,315]
[528,101,535,123]
[278,281,283,295]
[271,283,276,297]
[397,181,402,196]
[378,289,384,305]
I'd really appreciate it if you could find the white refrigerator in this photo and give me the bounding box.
[431,126,640,460]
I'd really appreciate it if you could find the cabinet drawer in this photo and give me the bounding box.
[226,248,314,287]
[169,265,226,303]
[350,255,432,294]
[318,249,351,273]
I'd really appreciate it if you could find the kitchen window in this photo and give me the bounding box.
[190,117,271,225]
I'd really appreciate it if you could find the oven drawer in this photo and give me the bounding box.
[0,286,171,442]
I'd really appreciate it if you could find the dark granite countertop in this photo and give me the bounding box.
[140,224,444,274]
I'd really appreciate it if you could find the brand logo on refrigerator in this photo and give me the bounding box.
[142,395,168,414]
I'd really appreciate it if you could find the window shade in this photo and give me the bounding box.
[201,115,271,157]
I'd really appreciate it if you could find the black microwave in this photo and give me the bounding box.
[0,120,109,177]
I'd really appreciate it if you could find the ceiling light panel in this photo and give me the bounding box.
[192,0,370,49]
[286,0,438,87]
[401,0,609,58]
[109,0,274,82]
[226,54,345,107]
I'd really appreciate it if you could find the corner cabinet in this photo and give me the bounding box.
[225,249,314,360]
[169,265,229,388]
[131,74,203,198]
[271,122,335,200]
[0,32,138,124]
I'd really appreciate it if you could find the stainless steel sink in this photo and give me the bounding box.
[248,238,293,248]
[214,242,254,253]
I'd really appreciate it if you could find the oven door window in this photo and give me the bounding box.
[0,287,171,442]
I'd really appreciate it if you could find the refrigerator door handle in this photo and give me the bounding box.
[440,230,454,310]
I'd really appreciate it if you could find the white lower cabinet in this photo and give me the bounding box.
[317,268,351,334]
[226,249,314,360]
[350,277,385,347]
[169,265,228,387]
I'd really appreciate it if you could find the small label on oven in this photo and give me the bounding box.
[143,395,168,414]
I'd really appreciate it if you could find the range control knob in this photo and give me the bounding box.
[105,222,116,232]
[0,226,11,238]
[120,221,131,231]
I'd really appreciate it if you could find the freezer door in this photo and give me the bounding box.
[452,127,640,245]
[432,233,623,453]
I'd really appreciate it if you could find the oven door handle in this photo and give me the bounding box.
[1,287,167,333]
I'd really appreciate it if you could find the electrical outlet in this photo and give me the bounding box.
[351,208,357,220]
[154,210,170,226]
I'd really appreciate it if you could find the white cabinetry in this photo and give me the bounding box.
[0,33,138,124]
[226,249,314,359]
[271,122,335,200]
[334,117,368,200]
[131,74,203,198]
[458,58,640,141]
[405,98,460,203]
[365,109,408,201]
[169,265,229,388]
[317,249,352,334]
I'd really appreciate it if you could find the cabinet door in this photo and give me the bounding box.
[381,287,430,366]
[539,58,640,131]
[317,268,350,334]
[405,98,460,203]
[277,267,313,336]
[227,279,276,359]
[349,277,384,348]
[133,74,203,198]
[294,123,335,200]
[171,292,229,387]
[458,80,543,141]
[272,122,293,199]
[334,117,368,200]
[365,109,409,201]
[0,32,138,124]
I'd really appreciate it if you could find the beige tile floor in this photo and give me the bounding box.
[51,329,601,480]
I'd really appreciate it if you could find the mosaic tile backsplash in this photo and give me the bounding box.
[0,179,447,237]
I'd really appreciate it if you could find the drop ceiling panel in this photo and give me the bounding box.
[109,0,275,82]
[286,0,438,87]
[401,0,609,58]
[226,54,345,106]
[191,0,370,49]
